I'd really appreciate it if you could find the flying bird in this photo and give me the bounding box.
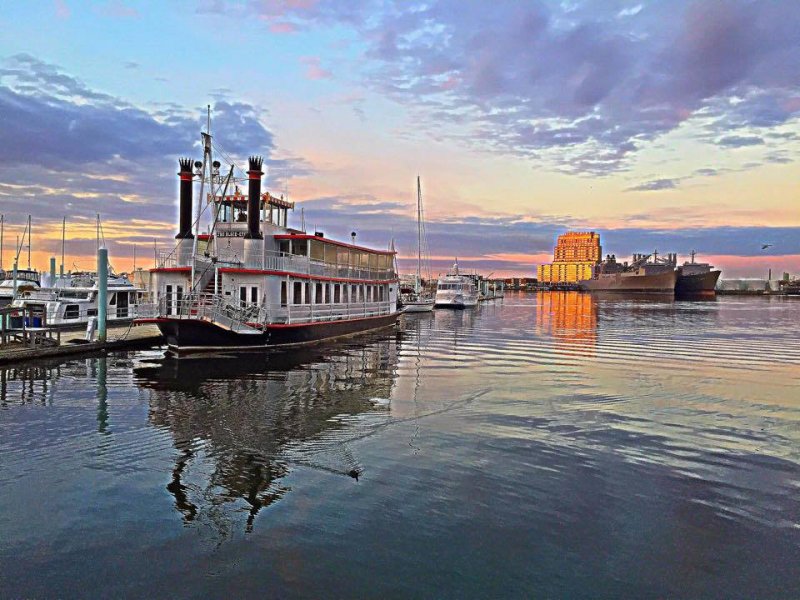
[761,244,773,250]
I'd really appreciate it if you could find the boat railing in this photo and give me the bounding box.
[139,292,394,328]
[157,250,179,269]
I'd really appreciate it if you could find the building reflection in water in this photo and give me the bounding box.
[534,291,598,353]
[134,333,401,532]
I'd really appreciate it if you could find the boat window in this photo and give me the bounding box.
[334,284,340,303]
[165,285,173,316]
[351,284,357,302]
[250,286,258,305]
[239,286,247,307]
[293,281,302,304]
[109,293,116,306]
[337,247,349,269]
[291,239,308,257]
[366,286,372,302]
[64,304,79,319]
[324,283,331,304]
[310,240,325,262]
[280,281,287,307]
[87,308,97,317]
[304,282,311,304]
[278,240,290,255]
[324,243,336,265]
[342,284,348,303]
[315,282,323,304]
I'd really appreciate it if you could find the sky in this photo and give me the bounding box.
[0,0,798,278]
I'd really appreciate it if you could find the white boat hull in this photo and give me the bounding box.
[403,301,434,313]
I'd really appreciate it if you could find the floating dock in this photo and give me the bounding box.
[0,319,163,366]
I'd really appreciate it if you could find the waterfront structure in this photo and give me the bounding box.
[580,252,677,293]
[136,131,400,352]
[537,232,602,284]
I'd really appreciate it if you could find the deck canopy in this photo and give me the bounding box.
[275,234,395,272]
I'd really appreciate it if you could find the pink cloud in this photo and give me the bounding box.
[270,21,298,33]
[300,56,332,80]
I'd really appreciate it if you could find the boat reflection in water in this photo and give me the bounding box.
[134,333,401,532]
[534,291,598,354]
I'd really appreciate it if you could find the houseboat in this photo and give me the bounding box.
[136,134,400,353]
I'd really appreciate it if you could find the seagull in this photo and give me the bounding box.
[761,244,773,250]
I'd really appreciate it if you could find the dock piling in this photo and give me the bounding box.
[97,247,108,343]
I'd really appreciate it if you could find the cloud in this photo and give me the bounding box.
[0,55,293,261]
[204,0,800,176]
[716,135,764,148]
[625,178,680,192]
[299,56,332,81]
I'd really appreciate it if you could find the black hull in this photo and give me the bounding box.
[676,270,721,296]
[152,312,400,353]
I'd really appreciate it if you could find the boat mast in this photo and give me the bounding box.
[417,176,422,292]
[0,214,3,271]
[60,217,66,277]
[191,106,213,288]
[27,215,31,269]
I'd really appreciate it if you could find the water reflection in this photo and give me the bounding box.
[134,333,401,532]
[534,291,598,352]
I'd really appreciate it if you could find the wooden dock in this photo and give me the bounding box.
[0,322,163,366]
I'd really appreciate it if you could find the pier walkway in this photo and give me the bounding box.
[0,318,163,366]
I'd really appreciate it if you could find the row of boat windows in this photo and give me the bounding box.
[279,281,387,306]
[278,239,393,270]
[437,283,471,290]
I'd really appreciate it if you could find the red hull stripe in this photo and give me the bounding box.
[218,267,398,284]
[265,312,397,329]
[135,312,397,328]
[151,267,191,273]
[273,234,395,255]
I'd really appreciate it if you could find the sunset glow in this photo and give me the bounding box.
[1,1,798,279]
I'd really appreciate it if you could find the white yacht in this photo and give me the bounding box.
[12,272,144,328]
[435,260,478,309]
[0,269,40,307]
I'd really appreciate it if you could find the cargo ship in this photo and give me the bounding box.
[135,129,400,353]
[675,252,721,296]
[580,252,677,293]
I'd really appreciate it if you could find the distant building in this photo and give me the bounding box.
[537,231,601,283]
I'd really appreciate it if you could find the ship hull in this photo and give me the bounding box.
[580,270,677,293]
[148,312,400,354]
[675,270,721,296]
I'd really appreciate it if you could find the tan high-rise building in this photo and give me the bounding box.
[537,231,601,283]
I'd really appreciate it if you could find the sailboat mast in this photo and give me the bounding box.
[27,215,31,270]
[0,214,4,271]
[61,217,66,276]
[417,176,422,287]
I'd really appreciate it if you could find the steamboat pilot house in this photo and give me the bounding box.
[141,155,400,352]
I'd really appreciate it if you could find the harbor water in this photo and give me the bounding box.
[1,292,799,598]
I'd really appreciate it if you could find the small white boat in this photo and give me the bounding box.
[0,269,40,307]
[12,272,145,328]
[435,260,478,309]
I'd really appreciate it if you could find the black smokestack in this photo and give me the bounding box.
[176,158,194,239]
[245,156,264,240]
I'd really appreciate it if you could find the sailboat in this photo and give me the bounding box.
[401,176,435,312]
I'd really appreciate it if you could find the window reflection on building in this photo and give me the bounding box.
[534,291,598,353]
[135,334,401,533]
